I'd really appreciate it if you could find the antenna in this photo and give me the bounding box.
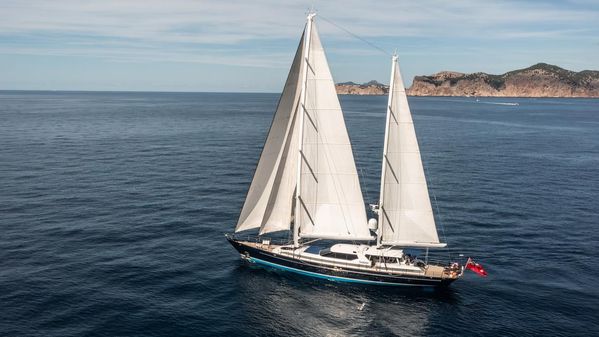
[306,7,317,21]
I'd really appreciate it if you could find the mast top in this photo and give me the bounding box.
[306,9,317,21]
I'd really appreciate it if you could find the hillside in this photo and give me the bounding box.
[335,80,388,95]
[407,63,599,97]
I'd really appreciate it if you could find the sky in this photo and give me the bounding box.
[0,0,598,92]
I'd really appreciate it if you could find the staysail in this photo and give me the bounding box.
[377,55,445,248]
[235,33,305,234]
[236,14,371,242]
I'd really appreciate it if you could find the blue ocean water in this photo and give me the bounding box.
[1,91,598,336]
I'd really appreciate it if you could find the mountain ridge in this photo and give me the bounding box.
[408,63,599,97]
[335,80,388,95]
[335,63,599,97]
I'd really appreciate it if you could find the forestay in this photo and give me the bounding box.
[377,55,445,248]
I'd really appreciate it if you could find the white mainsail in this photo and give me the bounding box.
[296,19,372,241]
[377,55,446,248]
[236,14,371,242]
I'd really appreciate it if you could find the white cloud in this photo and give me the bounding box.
[0,0,597,67]
[2,1,596,39]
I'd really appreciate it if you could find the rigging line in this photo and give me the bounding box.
[423,162,453,262]
[318,15,391,57]
[359,167,370,202]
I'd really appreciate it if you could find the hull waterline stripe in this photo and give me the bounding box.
[248,257,432,287]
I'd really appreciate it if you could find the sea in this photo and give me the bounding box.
[1,91,598,337]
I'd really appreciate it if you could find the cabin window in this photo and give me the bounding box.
[369,256,400,264]
[320,252,358,260]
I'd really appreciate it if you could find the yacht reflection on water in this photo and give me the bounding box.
[232,264,459,336]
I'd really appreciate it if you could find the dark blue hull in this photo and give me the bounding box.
[227,237,456,287]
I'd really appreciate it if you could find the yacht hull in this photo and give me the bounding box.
[227,237,456,287]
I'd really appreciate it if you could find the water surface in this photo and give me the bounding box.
[1,91,598,336]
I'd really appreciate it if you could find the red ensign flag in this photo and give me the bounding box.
[466,258,488,277]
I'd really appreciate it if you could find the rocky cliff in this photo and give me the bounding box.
[407,63,599,97]
[335,80,388,95]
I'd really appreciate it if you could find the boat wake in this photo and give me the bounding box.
[475,99,519,106]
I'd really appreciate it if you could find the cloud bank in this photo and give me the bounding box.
[0,0,597,90]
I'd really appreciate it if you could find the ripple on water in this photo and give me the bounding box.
[1,92,598,336]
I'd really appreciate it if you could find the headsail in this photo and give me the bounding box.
[377,55,445,248]
[235,33,305,234]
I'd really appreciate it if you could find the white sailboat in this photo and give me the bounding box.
[226,13,463,286]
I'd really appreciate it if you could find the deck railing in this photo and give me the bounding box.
[226,233,291,246]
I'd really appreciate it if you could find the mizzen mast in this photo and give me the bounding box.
[377,53,398,247]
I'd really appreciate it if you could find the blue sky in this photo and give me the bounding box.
[1,0,598,92]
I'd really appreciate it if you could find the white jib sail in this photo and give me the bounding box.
[297,22,372,241]
[235,33,305,234]
[378,55,445,247]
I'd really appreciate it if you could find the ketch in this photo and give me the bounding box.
[226,13,465,286]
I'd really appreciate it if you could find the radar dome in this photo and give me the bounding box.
[368,218,378,231]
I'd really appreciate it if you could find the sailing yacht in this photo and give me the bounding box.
[226,13,464,286]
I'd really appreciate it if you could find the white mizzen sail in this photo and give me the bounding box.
[377,55,445,248]
[235,33,305,234]
[296,18,372,241]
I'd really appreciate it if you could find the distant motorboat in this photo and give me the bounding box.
[475,98,519,106]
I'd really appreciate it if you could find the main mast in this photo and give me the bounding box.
[377,53,398,247]
[294,12,316,247]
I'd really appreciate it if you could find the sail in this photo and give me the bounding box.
[259,99,300,234]
[237,15,371,241]
[297,23,372,241]
[378,56,445,247]
[235,33,305,233]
